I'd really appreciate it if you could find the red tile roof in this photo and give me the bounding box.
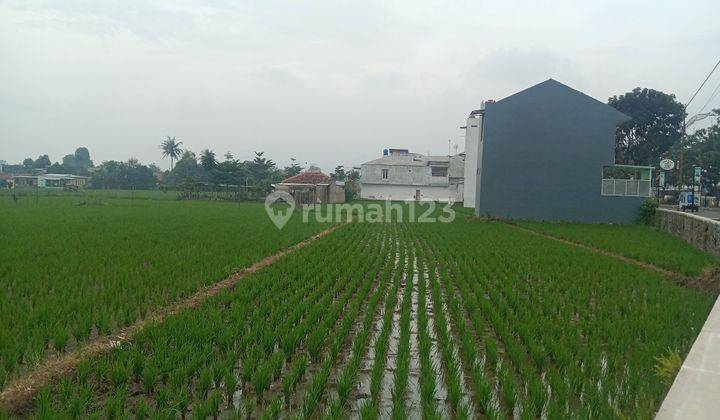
[280,171,331,184]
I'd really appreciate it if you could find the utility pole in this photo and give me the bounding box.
[678,134,684,191]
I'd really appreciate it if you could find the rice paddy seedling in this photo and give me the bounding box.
[369,246,405,403]
[390,250,413,418]
[301,359,332,419]
[260,398,282,420]
[133,399,149,420]
[175,385,191,417]
[224,372,238,408]
[252,364,272,403]
[324,235,397,419]
[207,389,222,419]
[415,254,441,419]
[283,355,307,404]
[359,399,376,420]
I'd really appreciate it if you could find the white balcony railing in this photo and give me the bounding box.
[601,179,651,197]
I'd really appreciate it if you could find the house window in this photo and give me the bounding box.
[382,169,389,179]
[431,167,448,177]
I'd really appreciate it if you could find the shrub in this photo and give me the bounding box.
[636,198,658,225]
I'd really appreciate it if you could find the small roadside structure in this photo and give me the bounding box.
[276,169,345,204]
[471,79,653,223]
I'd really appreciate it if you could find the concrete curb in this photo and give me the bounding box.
[657,295,720,419]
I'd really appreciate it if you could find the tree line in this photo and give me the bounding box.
[158,136,359,199]
[3,138,357,197]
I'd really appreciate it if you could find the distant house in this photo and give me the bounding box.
[360,149,464,202]
[12,174,90,189]
[276,169,345,204]
[0,173,12,188]
[469,79,652,223]
[12,175,40,187]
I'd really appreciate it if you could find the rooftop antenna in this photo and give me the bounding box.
[448,139,451,156]
[453,143,459,155]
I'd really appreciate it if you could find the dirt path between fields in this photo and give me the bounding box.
[0,224,343,416]
[506,223,720,294]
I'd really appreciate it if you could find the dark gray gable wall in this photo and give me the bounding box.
[475,79,644,223]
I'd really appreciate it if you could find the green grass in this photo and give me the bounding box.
[513,221,718,277]
[0,195,326,386]
[1,187,179,201]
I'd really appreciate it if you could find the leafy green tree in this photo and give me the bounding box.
[62,154,76,167]
[609,88,686,165]
[347,168,360,181]
[344,168,361,201]
[249,151,280,194]
[74,147,93,170]
[283,158,303,178]
[211,154,247,187]
[682,111,720,196]
[331,165,346,181]
[160,136,183,170]
[91,159,156,189]
[200,149,217,172]
[22,158,34,169]
[167,150,203,185]
[47,162,70,174]
[33,154,51,169]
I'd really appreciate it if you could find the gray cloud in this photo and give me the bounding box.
[1,0,719,172]
[471,49,583,91]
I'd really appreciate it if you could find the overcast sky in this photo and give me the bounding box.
[1,0,719,171]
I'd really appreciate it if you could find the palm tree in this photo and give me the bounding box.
[160,136,183,171]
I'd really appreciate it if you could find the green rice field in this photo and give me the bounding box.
[0,194,717,418]
[0,195,325,388]
[513,221,717,277]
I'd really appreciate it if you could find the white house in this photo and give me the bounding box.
[12,173,89,188]
[360,148,464,202]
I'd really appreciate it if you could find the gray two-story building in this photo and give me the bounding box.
[472,79,652,223]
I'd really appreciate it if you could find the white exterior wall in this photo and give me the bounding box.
[361,164,445,185]
[462,114,482,207]
[360,183,461,202]
[360,151,464,203]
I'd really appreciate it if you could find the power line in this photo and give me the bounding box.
[686,57,720,108]
[698,79,720,114]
